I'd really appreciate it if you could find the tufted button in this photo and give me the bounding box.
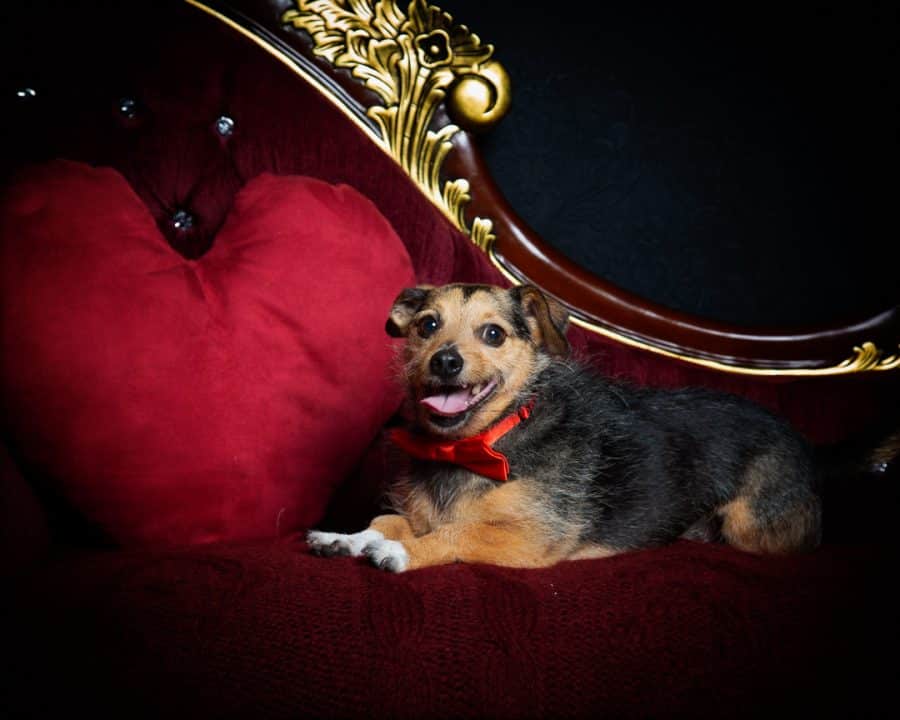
[118,97,139,120]
[171,209,194,232]
[214,114,235,137]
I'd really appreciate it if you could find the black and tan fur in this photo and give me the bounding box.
[308,283,822,571]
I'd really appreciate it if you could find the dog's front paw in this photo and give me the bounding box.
[307,529,385,558]
[363,538,410,573]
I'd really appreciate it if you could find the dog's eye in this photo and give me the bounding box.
[480,324,506,347]
[417,315,440,338]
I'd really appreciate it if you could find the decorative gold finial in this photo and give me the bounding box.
[447,59,511,131]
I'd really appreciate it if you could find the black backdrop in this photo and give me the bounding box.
[443,1,896,327]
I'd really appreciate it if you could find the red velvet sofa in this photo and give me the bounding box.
[2,2,897,718]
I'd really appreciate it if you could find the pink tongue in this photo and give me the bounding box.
[420,388,472,415]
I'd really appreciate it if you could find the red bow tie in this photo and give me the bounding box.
[387,400,534,482]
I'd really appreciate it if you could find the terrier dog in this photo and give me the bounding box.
[307,283,822,572]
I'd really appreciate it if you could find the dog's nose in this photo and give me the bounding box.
[430,347,463,379]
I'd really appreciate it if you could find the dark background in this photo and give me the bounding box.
[442,1,896,327]
[1,1,896,328]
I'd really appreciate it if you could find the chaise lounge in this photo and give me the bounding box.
[2,1,896,717]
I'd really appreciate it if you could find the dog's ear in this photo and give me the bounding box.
[512,285,570,357]
[386,286,432,337]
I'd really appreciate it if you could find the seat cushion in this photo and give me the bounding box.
[2,537,889,718]
[0,160,415,547]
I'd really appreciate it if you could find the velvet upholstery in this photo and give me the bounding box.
[1,2,896,719]
[0,1,500,288]
[2,161,415,546]
[4,536,892,719]
[0,443,50,576]
[1,0,894,445]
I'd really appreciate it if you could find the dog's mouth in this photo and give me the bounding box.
[418,378,499,428]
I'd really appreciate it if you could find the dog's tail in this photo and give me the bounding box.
[817,421,899,544]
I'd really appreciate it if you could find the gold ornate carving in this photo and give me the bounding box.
[281,0,509,248]
[837,342,900,373]
[188,0,896,377]
[470,216,496,252]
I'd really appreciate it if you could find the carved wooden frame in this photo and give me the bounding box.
[186,0,900,376]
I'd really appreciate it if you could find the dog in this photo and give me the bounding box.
[307,283,822,572]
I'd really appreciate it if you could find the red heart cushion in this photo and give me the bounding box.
[1,160,414,547]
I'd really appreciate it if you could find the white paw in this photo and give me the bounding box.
[307,529,384,558]
[363,538,409,573]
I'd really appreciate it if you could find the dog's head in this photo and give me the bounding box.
[386,283,570,438]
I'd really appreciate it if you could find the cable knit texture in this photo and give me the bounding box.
[4,536,890,718]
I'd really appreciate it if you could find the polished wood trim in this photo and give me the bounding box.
[445,128,900,373]
[194,0,899,374]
